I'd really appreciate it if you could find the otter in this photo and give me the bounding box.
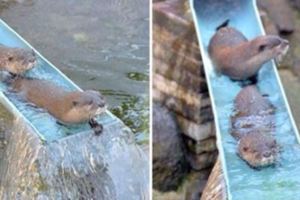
[208,25,289,81]
[231,85,278,168]
[8,76,106,135]
[0,45,36,75]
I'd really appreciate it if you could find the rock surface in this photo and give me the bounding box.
[153,0,217,198]
[153,102,188,191]
[258,0,294,34]
[153,170,211,200]
[0,116,148,199]
[153,0,216,172]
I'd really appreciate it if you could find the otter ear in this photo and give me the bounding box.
[258,44,267,52]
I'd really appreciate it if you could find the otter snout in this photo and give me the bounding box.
[27,50,37,65]
[83,90,107,115]
[254,35,289,63]
[278,39,289,51]
[95,102,106,115]
[28,55,36,64]
[275,39,290,62]
[282,39,289,46]
[259,36,284,50]
[98,101,106,108]
[263,151,272,158]
[268,37,282,48]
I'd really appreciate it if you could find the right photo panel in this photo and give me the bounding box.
[152,0,300,199]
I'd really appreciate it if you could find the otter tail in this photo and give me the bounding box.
[216,19,230,31]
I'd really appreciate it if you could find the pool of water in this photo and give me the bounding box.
[0,0,149,143]
[191,0,300,199]
[0,21,117,142]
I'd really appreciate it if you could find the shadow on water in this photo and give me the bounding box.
[0,0,149,143]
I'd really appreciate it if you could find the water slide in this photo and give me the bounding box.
[190,0,300,199]
[0,19,148,199]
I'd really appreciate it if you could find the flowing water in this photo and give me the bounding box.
[0,0,149,144]
[191,0,300,199]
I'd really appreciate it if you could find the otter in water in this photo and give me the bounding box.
[231,85,278,168]
[0,45,36,75]
[208,24,289,81]
[8,76,106,135]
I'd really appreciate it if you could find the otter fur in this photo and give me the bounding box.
[231,85,278,168]
[0,45,36,74]
[208,26,289,81]
[8,76,106,135]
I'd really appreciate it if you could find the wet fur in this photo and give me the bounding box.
[8,76,106,134]
[231,86,278,168]
[0,45,36,74]
[209,27,289,81]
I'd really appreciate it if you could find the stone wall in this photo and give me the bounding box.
[153,0,217,197]
[0,114,148,199]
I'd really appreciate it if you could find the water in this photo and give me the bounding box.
[0,12,148,199]
[191,0,300,199]
[0,0,149,143]
[0,21,117,142]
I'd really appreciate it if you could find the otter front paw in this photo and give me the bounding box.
[89,118,103,135]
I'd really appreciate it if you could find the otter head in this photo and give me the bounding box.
[238,131,278,168]
[250,35,289,65]
[4,48,36,74]
[72,90,106,118]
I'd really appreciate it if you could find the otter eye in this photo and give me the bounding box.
[8,56,13,61]
[243,147,248,152]
[258,44,267,52]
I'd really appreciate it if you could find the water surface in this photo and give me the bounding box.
[0,0,149,143]
[192,0,300,199]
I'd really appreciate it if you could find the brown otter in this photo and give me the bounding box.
[0,45,36,74]
[8,76,106,135]
[208,26,289,81]
[231,85,278,168]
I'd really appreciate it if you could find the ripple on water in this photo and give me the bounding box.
[210,64,300,199]
[101,89,149,144]
[193,0,300,198]
[0,0,149,143]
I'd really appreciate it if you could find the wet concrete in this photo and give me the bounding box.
[0,0,149,198]
[0,116,148,199]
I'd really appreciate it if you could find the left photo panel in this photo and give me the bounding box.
[0,0,149,199]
